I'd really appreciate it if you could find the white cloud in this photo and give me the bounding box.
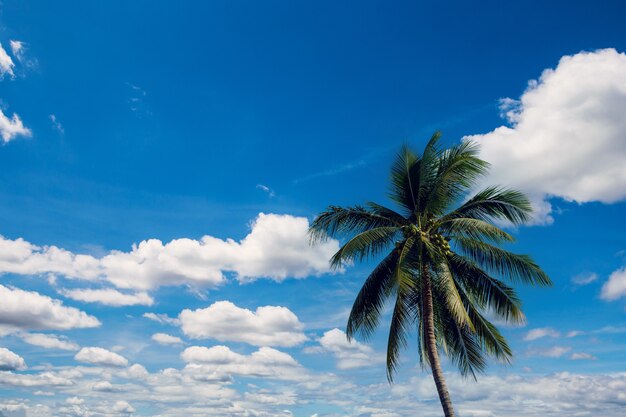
[49,114,64,135]
[523,327,560,341]
[465,49,626,224]
[74,347,129,367]
[571,272,598,286]
[256,184,276,197]
[66,397,84,405]
[600,266,626,301]
[0,213,339,291]
[179,301,307,347]
[0,371,73,387]
[60,288,153,306]
[18,333,79,351]
[0,42,15,78]
[151,333,183,345]
[9,40,36,69]
[181,345,302,380]
[0,285,100,335]
[0,109,31,144]
[529,346,572,358]
[0,348,26,371]
[570,352,597,360]
[143,312,180,326]
[113,400,135,413]
[304,328,382,370]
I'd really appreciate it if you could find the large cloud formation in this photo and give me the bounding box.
[465,48,626,224]
[0,213,339,293]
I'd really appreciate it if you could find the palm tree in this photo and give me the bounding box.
[309,133,551,417]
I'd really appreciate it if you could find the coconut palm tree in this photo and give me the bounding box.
[309,133,551,417]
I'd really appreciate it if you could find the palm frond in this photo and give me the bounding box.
[448,254,525,324]
[330,226,400,268]
[346,251,399,341]
[386,293,411,382]
[455,238,552,286]
[431,285,485,379]
[388,145,420,216]
[309,205,404,243]
[438,217,515,244]
[441,186,533,225]
[425,140,490,215]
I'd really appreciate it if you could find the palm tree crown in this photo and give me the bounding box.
[309,133,551,417]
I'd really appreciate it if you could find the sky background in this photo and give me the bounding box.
[1,1,626,416]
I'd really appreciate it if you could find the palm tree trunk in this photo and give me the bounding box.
[423,274,456,417]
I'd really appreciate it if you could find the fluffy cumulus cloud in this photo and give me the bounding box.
[0,213,339,292]
[151,333,184,345]
[0,285,100,335]
[179,301,307,347]
[600,266,626,301]
[304,328,382,370]
[181,345,302,380]
[465,49,626,224]
[74,347,129,367]
[0,348,26,371]
[18,333,79,351]
[59,288,153,306]
[0,109,31,144]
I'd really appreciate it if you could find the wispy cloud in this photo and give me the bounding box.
[524,327,560,341]
[49,114,64,135]
[125,82,151,116]
[0,42,15,79]
[9,40,37,69]
[256,184,276,197]
[292,147,391,184]
[571,272,598,286]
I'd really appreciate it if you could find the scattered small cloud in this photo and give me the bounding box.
[303,328,383,370]
[570,352,597,361]
[125,82,151,116]
[74,347,128,367]
[151,333,184,346]
[0,285,100,336]
[0,42,15,78]
[256,184,276,197]
[180,301,307,347]
[524,327,560,341]
[18,332,80,351]
[9,40,37,69]
[600,266,626,301]
[181,345,303,381]
[48,114,64,135]
[143,312,180,326]
[0,108,31,143]
[0,347,26,371]
[59,288,154,306]
[529,346,572,358]
[571,272,598,286]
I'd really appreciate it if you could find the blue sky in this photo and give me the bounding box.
[1,1,626,416]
